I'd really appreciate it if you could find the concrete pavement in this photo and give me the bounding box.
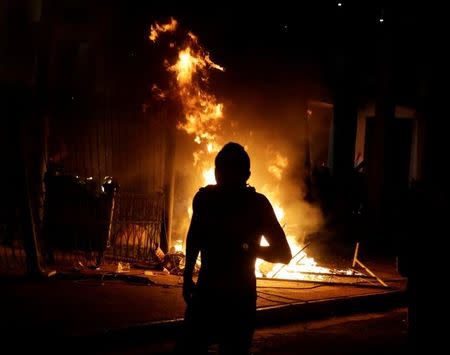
[0,264,406,344]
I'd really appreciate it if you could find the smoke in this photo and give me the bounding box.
[223,96,325,243]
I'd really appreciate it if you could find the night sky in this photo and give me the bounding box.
[98,0,438,112]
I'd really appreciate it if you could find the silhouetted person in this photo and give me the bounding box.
[177,142,292,354]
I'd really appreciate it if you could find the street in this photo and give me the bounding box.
[102,308,407,354]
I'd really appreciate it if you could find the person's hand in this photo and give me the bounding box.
[183,277,195,304]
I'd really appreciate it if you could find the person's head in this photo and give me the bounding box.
[215,142,250,187]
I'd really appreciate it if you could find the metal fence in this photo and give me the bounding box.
[41,178,165,268]
[107,192,165,263]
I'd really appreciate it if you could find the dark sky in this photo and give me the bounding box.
[109,1,436,107]
[53,0,439,111]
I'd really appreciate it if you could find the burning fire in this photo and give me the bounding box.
[149,17,178,42]
[255,235,353,280]
[150,18,352,281]
[173,239,184,253]
[268,153,289,180]
[202,168,216,185]
[167,35,224,151]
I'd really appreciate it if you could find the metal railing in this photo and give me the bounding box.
[107,192,164,263]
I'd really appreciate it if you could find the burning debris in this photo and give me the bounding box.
[256,239,362,281]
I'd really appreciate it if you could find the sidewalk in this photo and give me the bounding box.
[0,263,406,341]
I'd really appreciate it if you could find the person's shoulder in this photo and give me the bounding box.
[197,184,218,196]
[193,185,218,204]
[256,193,272,207]
[247,187,271,206]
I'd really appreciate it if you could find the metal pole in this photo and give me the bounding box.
[352,242,388,287]
[271,242,311,279]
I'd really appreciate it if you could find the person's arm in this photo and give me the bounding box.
[255,196,292,264]
[182,193,202,303]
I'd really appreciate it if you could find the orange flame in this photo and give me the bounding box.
[149,17,178,42]
[168,43,224,149]
[164,27,225,180]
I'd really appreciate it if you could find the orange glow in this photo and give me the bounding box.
[173,240,183,252]
[151,84,166,100]
[255,236,330,279]
[203,168,216,185]
[273,203,285,222]
[268,153,289,180]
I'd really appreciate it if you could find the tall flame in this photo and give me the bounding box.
[169,44,224,151]
[156,26,226,173]
[149,18,354,281]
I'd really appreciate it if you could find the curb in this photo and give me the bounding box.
[256,289,406,327]
[82,288,406,346]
